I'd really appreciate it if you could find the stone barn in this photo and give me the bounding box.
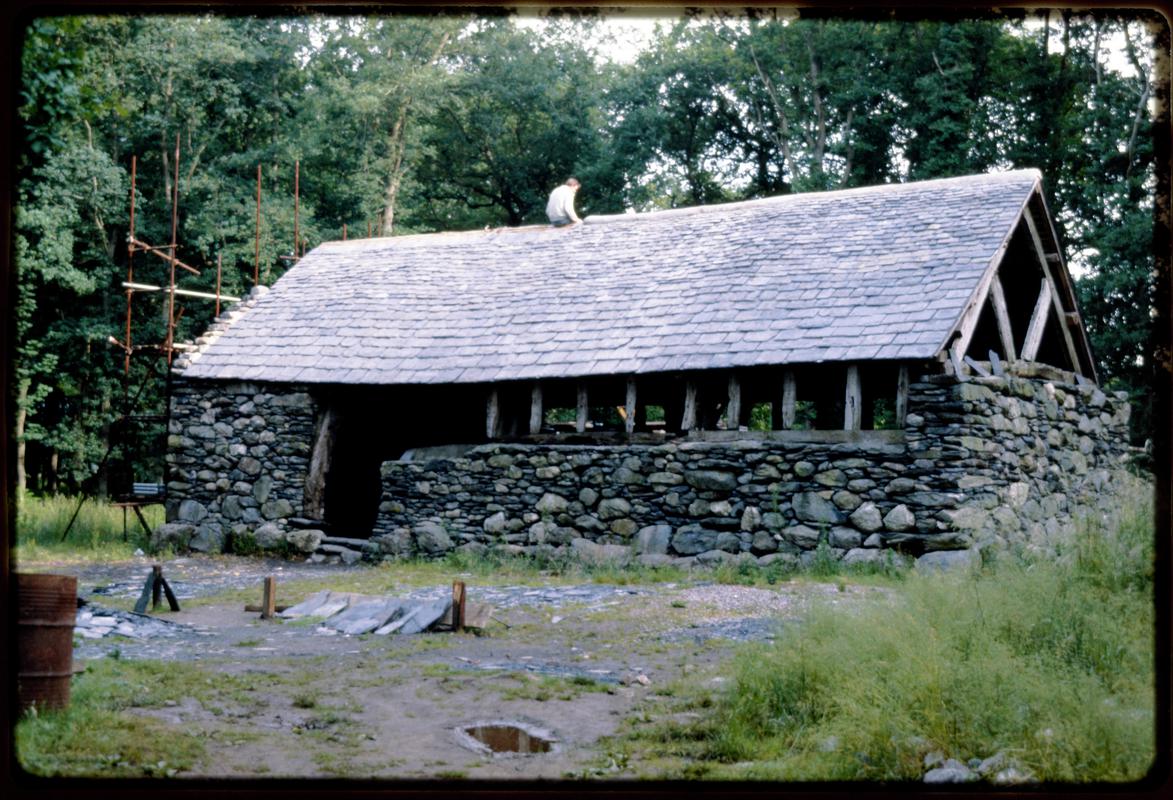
[162,169,1131,568]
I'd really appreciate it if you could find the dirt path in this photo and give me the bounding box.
[33,555,885,779]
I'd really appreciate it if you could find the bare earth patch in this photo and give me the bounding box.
[38,554,886,780]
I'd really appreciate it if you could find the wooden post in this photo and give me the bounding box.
[529,383,543,435]
[254,164,261,285]
[133,568,155,614]
[576,382,588,433]
[949,344,968,382]
[486,389,501,439]
[293,159,300,260]
[988,274,1018,361]
[261,576,276,620]
[844,365,862,431]
[895,365,909,427]
[726,374,741,431]
[772,369,796,430]
[624,377,637,435]
[452,580,466,633]
[151,564,163,609]
[681,380,698,432]
[782,370,796,429]
[1021,278,1052,361]
[1023,206,1082,373]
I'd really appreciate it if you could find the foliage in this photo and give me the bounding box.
[13,492,161,562]
[624,478,1155,782]
[11,9,1162,497]
[405,17,625,229]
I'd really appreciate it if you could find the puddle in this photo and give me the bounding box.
[455,720,558,756]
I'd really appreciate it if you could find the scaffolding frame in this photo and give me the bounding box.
[62,134,393,541]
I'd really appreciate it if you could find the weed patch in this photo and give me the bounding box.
[623,481,1156,783]
[13,659,222,776]
[13,493,161,563]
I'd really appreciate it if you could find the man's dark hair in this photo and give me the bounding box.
[566,178,580,187]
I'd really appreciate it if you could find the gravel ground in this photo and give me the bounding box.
[21,554,897,779]
[53,556,891,656]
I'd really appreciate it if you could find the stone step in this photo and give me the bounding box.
[315,543,365,565]
[321,536,372,548]
[288,517,328,530]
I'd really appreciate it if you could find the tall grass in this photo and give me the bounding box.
[652,474,1156,782]
[13,493,162,563]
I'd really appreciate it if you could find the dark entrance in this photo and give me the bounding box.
[321,408,384,538]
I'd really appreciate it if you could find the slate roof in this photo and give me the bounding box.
[178,170,1043,385]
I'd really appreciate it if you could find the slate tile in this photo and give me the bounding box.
[177,171,1043,385]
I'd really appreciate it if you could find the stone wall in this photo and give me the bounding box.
[161,379,316,552]
[904,373,1131,558]
[158,369,1131,567]
[371,372,1131,568]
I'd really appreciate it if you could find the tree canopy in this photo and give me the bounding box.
[11,8,1164,495]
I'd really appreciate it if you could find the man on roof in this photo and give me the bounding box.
[546,177,581,226]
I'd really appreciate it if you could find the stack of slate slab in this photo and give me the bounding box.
[309,537,376,566]
[278,590,452,635]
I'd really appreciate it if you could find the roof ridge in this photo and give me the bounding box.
[584,169,1041,225]
[311,169,1040,248]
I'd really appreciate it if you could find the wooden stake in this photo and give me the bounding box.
[452,580,466,633]
[134,564,180,613]
[261,576,276,620]
[151,564,163,609]
[245,603,289,613]
[133,568,155,614]
[159,574,180,612]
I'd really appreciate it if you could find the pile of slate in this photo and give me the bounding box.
[75,600,192,640]
[279,591,466,636]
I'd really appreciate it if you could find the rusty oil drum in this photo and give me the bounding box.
[15,573,77,711]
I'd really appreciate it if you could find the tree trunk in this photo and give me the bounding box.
[96,391,111,500]
[15,379,28,494]
[381,111,408,234]
[805,31,827,174]
[48,449,59,494]
[381,29,453,235]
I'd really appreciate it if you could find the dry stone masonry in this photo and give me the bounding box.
[160,380,316,554]
[163,370,1131,570]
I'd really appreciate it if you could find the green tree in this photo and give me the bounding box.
[405,17,622,228]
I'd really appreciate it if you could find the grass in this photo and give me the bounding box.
[498,673,613,702]
[621,475,1157,783]
[14,659,213,777]
[13,492,163,564]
